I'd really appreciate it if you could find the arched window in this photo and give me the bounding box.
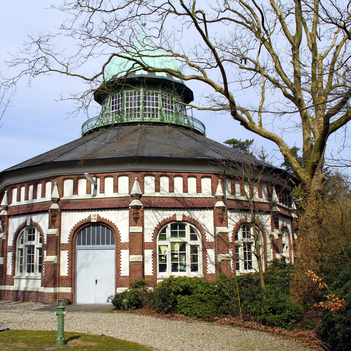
[157,222,202,277]
[17,227,42,276]
[76,224,115,248]
[235,223,261,273]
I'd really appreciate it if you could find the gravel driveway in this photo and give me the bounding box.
[0,300,315,351]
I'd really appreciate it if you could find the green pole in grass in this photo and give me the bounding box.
[55,302,66,346]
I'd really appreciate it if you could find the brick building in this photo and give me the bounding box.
[0,38,296,304]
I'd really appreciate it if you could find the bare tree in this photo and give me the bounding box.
[218,150,295,292]
[3,0,351,300]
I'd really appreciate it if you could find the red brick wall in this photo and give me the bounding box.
[0,170,294,304]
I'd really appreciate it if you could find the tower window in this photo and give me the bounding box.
[111,93,123,113]
[144,91,159,119]
[125,90,141,119]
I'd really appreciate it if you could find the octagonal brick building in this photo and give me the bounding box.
[0,38,296,304]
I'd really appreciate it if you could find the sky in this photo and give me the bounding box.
[1,2,350,173]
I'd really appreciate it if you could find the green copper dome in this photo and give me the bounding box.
[83,34,204,136]
[104,37,184,84]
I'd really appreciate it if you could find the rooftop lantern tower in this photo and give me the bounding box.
[82,23,205,136]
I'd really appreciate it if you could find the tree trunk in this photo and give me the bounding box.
[291,176,324,303]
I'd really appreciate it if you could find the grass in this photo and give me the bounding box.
[0,330,152,350]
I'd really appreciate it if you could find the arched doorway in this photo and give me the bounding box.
[75,224,115,304]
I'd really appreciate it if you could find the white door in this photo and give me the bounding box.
[75,224,116,304]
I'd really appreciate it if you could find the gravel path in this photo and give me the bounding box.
[0,300,314,351]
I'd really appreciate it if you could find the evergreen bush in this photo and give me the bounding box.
[177,293,225,318]
[153,276,224,315]
[258,288,303,329]
[109,278,153,310]
[318,261,351,350]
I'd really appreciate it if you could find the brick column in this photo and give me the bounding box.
[42,182,61,302]
[0,190,9,290]
[129,177,144,282]
[214,179,232,275]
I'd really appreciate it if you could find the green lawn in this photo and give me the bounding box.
[0,330,152,350]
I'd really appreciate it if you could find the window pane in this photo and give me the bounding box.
[27,228,35,242]
[171,242,186,272]
[158,245,167,273]
[170,223,186,238]
[162,93,174,121]
[190,227,197,241]
[38,248,42,274]
[111,93,123,112]
[26,246,34,273]
[244,243,252,270]
[159,228,167,241]
[18,248,23,274]
[242,225,250,239]
[235,246,240,271]
[125,90,141,119]
[190,245,199,272]
[110,230,115,245]
[170,224,178,238]
[106,228,111,245]
[144,91,159,119]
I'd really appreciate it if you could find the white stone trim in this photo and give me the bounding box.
[216,227,229,234]
[60,251,69,276]
[7,252,12,275]
[44,255,57,263]
[144,249,153,276]
[206,249,215,274]
[130,226,142,234]
[130,255,143,262]
[218,254,231,261]
[46,228,59,236]
[120,250,129,276]
[116,287,128,293]
[0,285,72,293]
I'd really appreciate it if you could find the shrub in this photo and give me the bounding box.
[153,276,225,316]
[264,260,293,295]
[258,288,303,329]
[109,278,153,310]
[177,293,225,318]
[217,272,265,316]
[317,261,351,351]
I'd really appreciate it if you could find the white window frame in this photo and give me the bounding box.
[17,227,42,277]
[111,92,123,113]
[144,91,159,119]
[125,90,141,119]
[157,222,202,278]
[235,223,261,273]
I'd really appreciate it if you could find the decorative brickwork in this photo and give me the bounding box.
[0,168,294,303]
[66,214,122,303]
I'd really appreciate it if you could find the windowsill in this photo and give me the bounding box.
[9,199,50,207]
[157,272,203,279]
[61,193,129,200]
[14,275,41,280]
[144,193,214,198]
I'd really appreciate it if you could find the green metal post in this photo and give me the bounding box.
[55,302,66,346]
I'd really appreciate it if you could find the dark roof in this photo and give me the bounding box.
[1,124,261,174]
